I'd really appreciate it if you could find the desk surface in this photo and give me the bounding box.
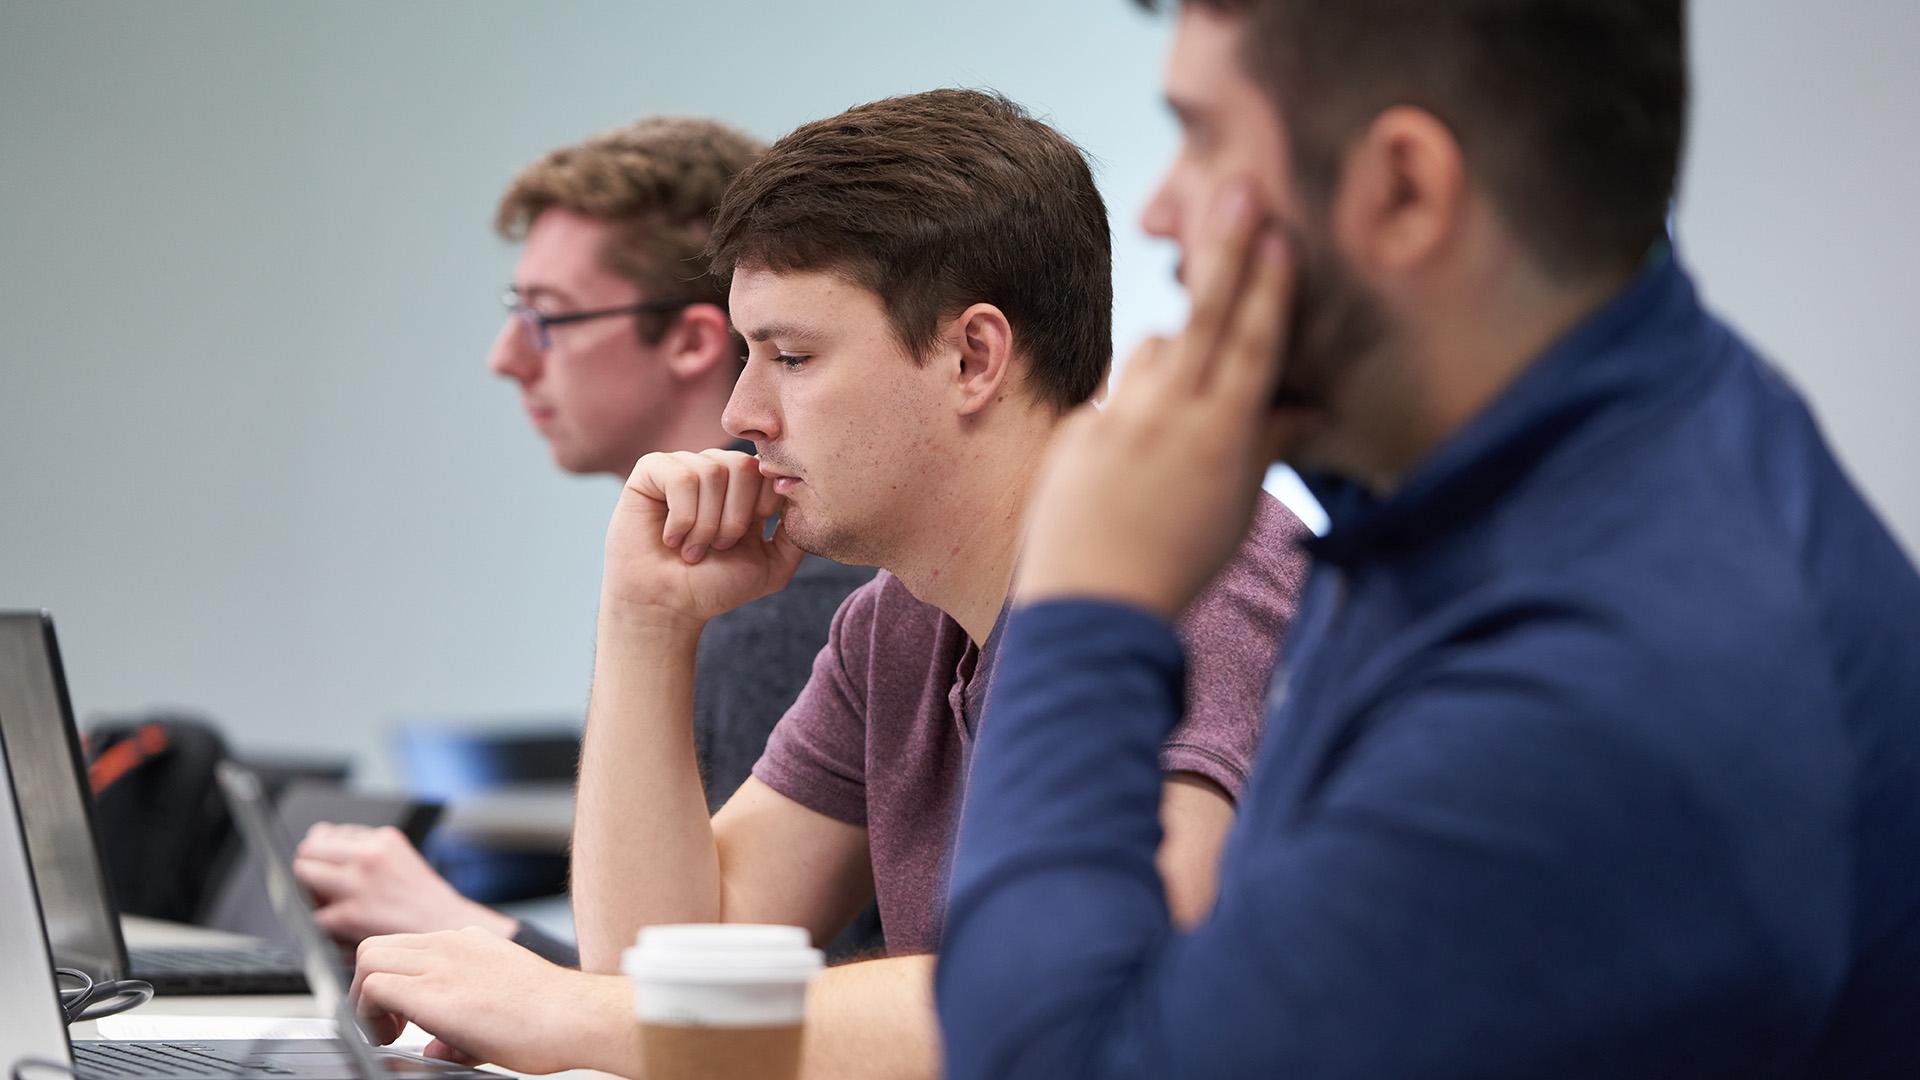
[75,916,610,1080]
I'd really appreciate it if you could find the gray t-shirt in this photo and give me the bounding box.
[694,554,877,811]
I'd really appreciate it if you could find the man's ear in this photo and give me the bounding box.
[950,302,1017,416]
[660,303,738,383]
[1333,105,1466,278]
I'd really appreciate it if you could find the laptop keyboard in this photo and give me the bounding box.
[73,1041,296,1077]
[131,947,302,974]
[126,946,309,994]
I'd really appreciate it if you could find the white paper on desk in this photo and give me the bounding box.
[95,1015,337,1040]
[93,1015,436,1051]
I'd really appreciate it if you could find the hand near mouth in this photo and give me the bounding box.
[1015,179,1300,618]
[601,448,807,629]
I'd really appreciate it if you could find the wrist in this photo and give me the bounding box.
[575,974,642,1077]
[596,591,709,641]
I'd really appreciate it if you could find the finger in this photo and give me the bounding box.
[1174,179,1265,392]
[351,971,409,1046]
[422,1039,484,1067]
[1212,227,1297,408]
[312,901,370,944]
[296,822,371,861]
[292,856,358,899]
[354,942,432,978]
[677,454,731,562]
[651,457,703,549]
[1107,336,1171,406]
[763,518,808,581]
[754,470,786,521]
[711,453,765,551]
[359,931,436,954]
[354,934,425,981]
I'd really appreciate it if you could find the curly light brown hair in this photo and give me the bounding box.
[496,117,766,341]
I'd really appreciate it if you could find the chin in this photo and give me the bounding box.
[779,506,872,566]
[777,506,830,556]
[549,446,592,475]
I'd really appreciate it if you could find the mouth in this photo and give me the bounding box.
[525,402,557,428]
[756,458,803,496]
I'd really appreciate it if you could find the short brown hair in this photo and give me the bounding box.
[708,89,1113,411]
[1143,0,1687,282]
[496,117,766,338]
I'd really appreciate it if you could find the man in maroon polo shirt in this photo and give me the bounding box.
[347,89,1308,1080]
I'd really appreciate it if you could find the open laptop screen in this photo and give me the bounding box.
[0,710,77,1067]
[0,612,127,979]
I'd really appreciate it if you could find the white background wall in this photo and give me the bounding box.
[2,1,1914,777]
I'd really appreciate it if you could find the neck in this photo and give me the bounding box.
[885,412,1055,646]
[1366,260,1637,492]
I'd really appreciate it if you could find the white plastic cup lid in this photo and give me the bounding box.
[623,923,824,985]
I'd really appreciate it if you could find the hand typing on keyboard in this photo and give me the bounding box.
[350,926,637,1076]
[294,823,516,946]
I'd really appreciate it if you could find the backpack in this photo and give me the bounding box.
[83,713,234,922]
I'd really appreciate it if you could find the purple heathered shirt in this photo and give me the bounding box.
[752,492,1311,955]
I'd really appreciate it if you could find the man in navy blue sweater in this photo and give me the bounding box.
[938,2,1920,1077]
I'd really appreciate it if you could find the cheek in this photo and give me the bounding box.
[566,342,652,412]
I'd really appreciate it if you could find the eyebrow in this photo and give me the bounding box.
[744,321,829,346]
[514,282,577,306]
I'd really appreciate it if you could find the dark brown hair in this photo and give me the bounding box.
[1141,0,1687,281]
[708,89,1113,411]
[497,117,766,341]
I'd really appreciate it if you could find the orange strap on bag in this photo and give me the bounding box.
[87,723,170,795]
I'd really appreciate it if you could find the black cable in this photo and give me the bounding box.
[53,968,93,1021]
[67,977,154,1023]
[52,968,153,1024]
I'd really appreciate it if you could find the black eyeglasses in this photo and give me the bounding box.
[501,287,694,351]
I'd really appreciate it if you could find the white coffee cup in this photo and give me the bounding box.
[622,923,824,1080]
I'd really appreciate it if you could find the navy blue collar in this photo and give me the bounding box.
[1302,255,1715,569]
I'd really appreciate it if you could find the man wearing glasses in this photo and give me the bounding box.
[290,116,877,964]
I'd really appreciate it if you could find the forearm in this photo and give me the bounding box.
[571,601,723,972]
[800,956,942,1080]
[939,602,1809,1079]
[938,601,1186,1080]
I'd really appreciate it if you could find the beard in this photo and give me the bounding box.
[1272,222,1391,411]
[755,445,895,569]
[773,490,888,570]
[1265,221,1396,476]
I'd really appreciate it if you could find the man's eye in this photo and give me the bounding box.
[777,353,810,370]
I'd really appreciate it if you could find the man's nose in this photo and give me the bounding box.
[722,360,777,443]
[488,318,539,382]
[1140,170,1182,241]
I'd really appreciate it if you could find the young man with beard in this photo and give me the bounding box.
[939,2,1920,1076]
[291,116,879,965]
[344,89,1309,1078]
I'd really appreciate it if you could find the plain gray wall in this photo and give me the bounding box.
[2,2,1914,776]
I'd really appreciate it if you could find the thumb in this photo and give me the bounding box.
[766,518,807,578]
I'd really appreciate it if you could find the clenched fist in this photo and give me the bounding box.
[601,448,807,629]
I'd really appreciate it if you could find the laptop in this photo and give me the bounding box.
[0,611,307,994]
[0,711,503,1079]
[202,783,441,951]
